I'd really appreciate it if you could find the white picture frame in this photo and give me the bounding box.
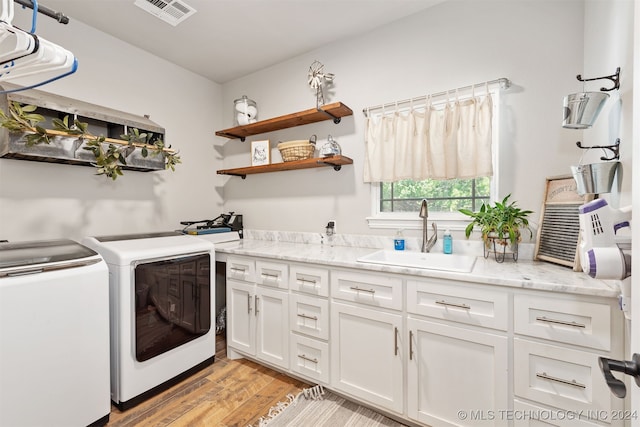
[250,140,270,166]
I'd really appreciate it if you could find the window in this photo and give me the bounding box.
[366,86,502,231]
[380,177,491,213]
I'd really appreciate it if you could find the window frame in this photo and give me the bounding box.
[366,89,501,232]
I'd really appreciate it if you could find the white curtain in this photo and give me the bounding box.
[363,93,493,182]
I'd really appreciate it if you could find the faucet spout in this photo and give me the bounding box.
[419,199,438,252]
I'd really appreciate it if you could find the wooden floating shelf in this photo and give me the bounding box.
[215,102,353,141]
[217,155,353,178]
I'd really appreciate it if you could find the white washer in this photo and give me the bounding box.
[82,232,216,410]
[0,239,110,427]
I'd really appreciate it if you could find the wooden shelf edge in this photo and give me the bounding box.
[215,102,353,140]
[217,155,353,178]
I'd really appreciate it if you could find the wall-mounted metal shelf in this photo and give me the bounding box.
[215,102,353,141]
[217,155,353,179]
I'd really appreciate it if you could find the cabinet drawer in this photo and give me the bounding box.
[256,260,288,289]
[226,256,255,282]
[290,293,329,340]
[514,294,614,351]
[513,400,603,426]
[290,333,329,384]
[289,264,329,297]
[407,279,508,331]
[331,270,402,310]
[514,338,622,419]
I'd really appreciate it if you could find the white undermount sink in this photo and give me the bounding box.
[357,250,477,273]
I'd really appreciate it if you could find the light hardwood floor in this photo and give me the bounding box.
[106,335,309,427]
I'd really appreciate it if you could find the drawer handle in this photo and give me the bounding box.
[230,267,246,274]
[535,316,586,329]
[536,372,586,389]
[298,278,318,286]
[350,286,376,295]
[297,313,318,321]
[435,300,471,310]
[261,272,279,281]
[298,354,318,364]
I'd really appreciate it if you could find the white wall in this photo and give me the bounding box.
[1,0,631,244]
[0,9,223,242]
[219,0,596,238]
[583,0,634,209]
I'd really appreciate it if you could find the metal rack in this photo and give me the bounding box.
[362,77,511,117]
[13,0,69,24]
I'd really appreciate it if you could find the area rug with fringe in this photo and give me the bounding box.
[250,385,409,427]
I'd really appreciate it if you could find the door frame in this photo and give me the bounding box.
[631,0,639,421]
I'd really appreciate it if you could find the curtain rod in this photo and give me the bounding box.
[14,0,69,24]
[362,77,511,117]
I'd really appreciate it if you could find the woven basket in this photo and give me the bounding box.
[278,140,315,162]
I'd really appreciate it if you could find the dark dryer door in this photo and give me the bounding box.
[134,252,211,362]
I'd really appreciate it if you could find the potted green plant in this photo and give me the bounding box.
[459,194,533,262]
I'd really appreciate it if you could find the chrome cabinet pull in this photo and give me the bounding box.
[298,354,318,364]
[261,272,279,281]
[394,327,399,356]
[350,286,376,294]
[536,372,586,389]
[296,313,318,321]
[298,277,318,286]
[435,300,471,310]
[535,316,586,329]
[409,330,414,361]
[247,294,252,314]
[230,266,246,275]
[255,295,259,316]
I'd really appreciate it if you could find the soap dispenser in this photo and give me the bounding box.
[443,229,453,254]
[394,229,405,251]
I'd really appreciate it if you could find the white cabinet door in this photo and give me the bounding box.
[407,317,508,426]
[330,301,403,414]
[227,279,255,356]
[256,286,289,369]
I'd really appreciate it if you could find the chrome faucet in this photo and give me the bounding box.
[419,199,438,252]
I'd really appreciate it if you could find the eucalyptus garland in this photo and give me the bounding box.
[0,101,181,180]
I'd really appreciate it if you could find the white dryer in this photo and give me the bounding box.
[82,232,216,410]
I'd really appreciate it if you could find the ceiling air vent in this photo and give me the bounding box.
[134,0,196,26]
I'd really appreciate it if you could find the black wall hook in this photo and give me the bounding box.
[576,67,620,92]
[576,138,620,161]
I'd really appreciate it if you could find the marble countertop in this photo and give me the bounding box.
[214,238,620,299]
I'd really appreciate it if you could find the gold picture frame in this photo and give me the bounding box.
[250,140,270,166]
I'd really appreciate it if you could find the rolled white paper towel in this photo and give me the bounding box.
[245,106,257,118]
[236,113,249,125]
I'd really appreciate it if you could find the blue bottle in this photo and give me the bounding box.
[394,229,405,251]
[443,229,453,254]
